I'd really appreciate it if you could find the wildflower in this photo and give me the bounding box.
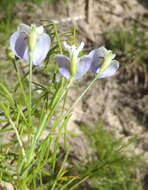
[9,24,51,66]
[56,42,92,80]
[89,46,119,78]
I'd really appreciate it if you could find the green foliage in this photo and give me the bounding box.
[76,121,144,190]
[105,22,148,67]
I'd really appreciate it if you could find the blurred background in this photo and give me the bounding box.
[0,0,148,189]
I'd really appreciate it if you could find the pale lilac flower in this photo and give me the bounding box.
[56,42,92,80]
[9,24,51,66]
[89,47,119,78]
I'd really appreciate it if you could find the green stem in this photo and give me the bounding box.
[54,23,63,54]
[13,61,28,110]
[26,78,73,165]
[66,68,106,115]
[54,74,100,134]
[18,181,29,190]
[27,111,49,165]
[7,116,26,162]
[29,52,33,127]
[67,75,98,114]
[62,88,68,113]
[50,77,73,111]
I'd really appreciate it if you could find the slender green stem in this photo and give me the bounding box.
[18,181,29,190]
[67,76,98,114]
[61,79,73,113]
[51,149,70,190]
[54,74,100,135]
[26,78,73,165]
[54,23,63,54]
[69,176,89,190]
[60,178,77,190]
[62,89,68,113]
[27,110,50,165]
[50,77,73,111]
[13,61,28,109]
[7,116,26,162]
[29,52,33,127]
[66,69,106,115]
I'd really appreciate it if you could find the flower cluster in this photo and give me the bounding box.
[10,24,119,79]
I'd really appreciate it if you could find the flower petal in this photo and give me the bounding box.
[32,33,51,65]
[9,31,28,60]
[18,24,30,34]
[36,26,44,35]
[75,55,92,80]
[98,60,119,78]
[89,46,108,73]
[89,46,108,58]
[56,54,71,79]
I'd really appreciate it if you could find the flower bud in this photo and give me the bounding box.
[28,25,38,52]
[70,54,77,76]
[98,51,115,75]
[6,46,15,60]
